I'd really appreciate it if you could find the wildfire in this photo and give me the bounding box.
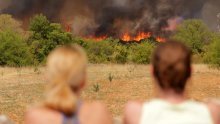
[85,35,107,41]
[121,33,131,41]
[93,35,108,41]
[64,24,71,32]
[121,32,151,42]
[78,30,166,43]
[134,32,151,41]
[156,37,166,42]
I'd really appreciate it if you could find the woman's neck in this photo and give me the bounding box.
[157,90,186,104]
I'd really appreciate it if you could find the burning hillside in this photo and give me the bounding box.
[81,31,165,43]
[1,0,220,41]
[120,32,151,42]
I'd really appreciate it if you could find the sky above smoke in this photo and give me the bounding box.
[0,0,220,37]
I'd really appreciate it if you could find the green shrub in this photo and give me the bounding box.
[28,14,73,64]
[112,44,130,64]
[129,41,155,64]
[172,19,211,54]
[0,14,24,35]
[0,31,33,66]
[76,38,156,64]
[92,83,100,92]
[204,34,220,68]
[85,39,115,63]
[108,73,114,82]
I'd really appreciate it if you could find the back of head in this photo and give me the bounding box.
[44,44,87,116]
[152,40,192,94]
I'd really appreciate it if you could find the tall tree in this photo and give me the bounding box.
[172,19,212,54]
[0,14,24,34]
[0,30,32,66]
[204,33,220,68]
[28,14,73,63]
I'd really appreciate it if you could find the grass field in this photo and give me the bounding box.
[0,64,220,123]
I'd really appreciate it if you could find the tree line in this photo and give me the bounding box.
[0,14,219,68]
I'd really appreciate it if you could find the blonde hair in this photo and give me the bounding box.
[43,44,87,115]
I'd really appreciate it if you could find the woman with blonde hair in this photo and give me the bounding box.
[0,115,14,124]
[124,40,220,124]
[25,45,113,124]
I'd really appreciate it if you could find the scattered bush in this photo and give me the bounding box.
[204,34,220,68]
[172,19,212,54]
[0,31,33,66]
[85,39,115,63]
[81,38,155,64]
[33,66,41,74]
[28,14,73,64]
[0,14,24,35]
[108,73,114,82]
[129,41,155,64]
[92,83,100,92]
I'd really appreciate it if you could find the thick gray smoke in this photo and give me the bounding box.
[1,0,220,37]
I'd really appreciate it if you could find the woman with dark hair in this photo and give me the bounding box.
[124,40,220,124]
[24,45,113,124]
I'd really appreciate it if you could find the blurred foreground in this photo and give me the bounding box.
[0,64,220,123]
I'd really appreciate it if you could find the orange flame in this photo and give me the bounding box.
[134,32,151,41]
[121,32,132,41]
[121,32,151,42]
[93,35,108,41]
[85,35,107,41]
[82,32,166,43]
[64,24,71,32]
[156,37,166,42]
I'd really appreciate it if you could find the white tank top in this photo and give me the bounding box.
[140,99,213,124]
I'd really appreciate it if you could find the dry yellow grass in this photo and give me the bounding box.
[0,64,220,123]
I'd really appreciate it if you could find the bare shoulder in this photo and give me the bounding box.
[125,101,143,113]
[205,99,220,124]
[80,101,113,124]
[24,107,43,124]
[124,101,143,124]
[81,101,109,114]
[24,107,61,124]
[83,101,107,108]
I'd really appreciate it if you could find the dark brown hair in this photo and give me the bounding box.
[152,40,192,93]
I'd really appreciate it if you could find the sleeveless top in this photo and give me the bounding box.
[140,99,213,124]
[62,102,81,124]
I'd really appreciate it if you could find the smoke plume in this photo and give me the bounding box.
[1,0,220,38]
